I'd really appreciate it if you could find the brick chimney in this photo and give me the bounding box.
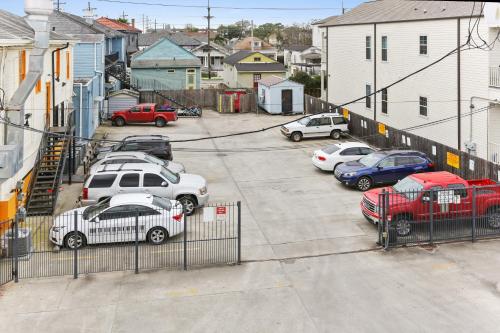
[131,18,135,28]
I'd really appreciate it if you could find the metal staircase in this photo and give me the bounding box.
[26,128,70,216]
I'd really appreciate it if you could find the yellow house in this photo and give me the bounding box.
[222,51,286,89]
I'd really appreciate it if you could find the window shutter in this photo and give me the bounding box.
[66,51,70,80]
[35,79,42,94]
[19,50,26,82]
[55,49,61,78]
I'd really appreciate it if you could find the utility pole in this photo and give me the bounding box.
[251,20,254,51]
[154,18,157,32]
[205,0,214,79]
[142,14,145,32]
[120,10,128,21]
[54,0,66,11]
[341,0,345,14]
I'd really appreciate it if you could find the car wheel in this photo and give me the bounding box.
[147,227,169,245]
[487,207,500,229]
[291,132,302,142]
[179,195,197,216]
[394,216,412,237]
[330,130,341,140]
[333,163,341,173]
[64,232,86,249]
[356,176,372,191]
[155,118,166,127]
[114,117,125,127]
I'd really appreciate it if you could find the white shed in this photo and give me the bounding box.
[258,76,304,114]
[107,89,140,118]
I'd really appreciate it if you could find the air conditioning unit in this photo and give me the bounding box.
[0,145,21,179]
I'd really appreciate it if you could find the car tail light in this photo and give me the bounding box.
[82,188,88,200]
[173,213,183,222]
[318,156,326,161]
[428,162,435,169]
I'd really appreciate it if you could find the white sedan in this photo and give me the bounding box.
[50,193,184,249]
[312,142,375,172]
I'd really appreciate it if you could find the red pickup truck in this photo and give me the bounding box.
[111,103,178,127]
[361,171,500,236]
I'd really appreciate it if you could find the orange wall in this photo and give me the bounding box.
[0,171,32,233]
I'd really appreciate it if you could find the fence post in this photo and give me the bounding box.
[73,210,78,279]
[237,201,241,264]
[377,191,384,246]
[135,210,139,274]
[429,189,434,245]
[472,186,477,242]
[13,212,19,283]
[183,213,187,271]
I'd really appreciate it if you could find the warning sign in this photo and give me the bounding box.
[447,152,460,169]
[378,123,386,135]
[342,108,349,119]
[216,207,226,215]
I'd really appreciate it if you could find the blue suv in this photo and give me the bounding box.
[334,150,434,191]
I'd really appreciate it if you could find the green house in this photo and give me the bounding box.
[131,38,201,90]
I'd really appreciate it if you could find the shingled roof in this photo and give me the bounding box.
[48,11,124,38]
[321,0,482,27]
[97,17,142,33]
[235,63,286,72]
[132,37,201,68]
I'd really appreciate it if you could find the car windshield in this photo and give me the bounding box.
[161,167,180,184]
[152,196,172,210]
[392,177,424,200]
[145,154,166,166]
[83,198,110,220]
[297,117,310,125]
[359,153,385,167]
[321,145,340,154]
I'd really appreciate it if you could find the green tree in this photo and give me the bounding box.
[117,18,129,24]
[253,23,283,42]
[289,71,320,90]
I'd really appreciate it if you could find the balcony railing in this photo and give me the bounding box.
[490,67,500,88]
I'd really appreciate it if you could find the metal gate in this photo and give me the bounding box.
[0,202,241,283]
[0,221,14,286]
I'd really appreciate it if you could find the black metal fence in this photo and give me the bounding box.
[0,202,241,285]
[368,184,500,248]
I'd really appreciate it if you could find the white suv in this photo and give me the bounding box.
[51,193,184,249]
[82,163,208,215]
[281,113,349,142]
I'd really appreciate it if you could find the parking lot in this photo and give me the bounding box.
[3,111,500,332]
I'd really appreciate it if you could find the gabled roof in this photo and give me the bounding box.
[0,10,72,42]
[49,11,124,38]
[223,50,258,65]
[312,15,337,25]
[259,75,304,87]
[97,17,142,33]
[139,31,201,48]
[235,62,286,72]
[191,42,230,55]
[233,37,276,51]
[321,0,482,27]
[132,37,201,68]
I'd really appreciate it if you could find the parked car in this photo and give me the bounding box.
[111,103,178,127]
[312,142,375,172]
[96,135,173,161]
[361,171,500,236]
[280,113,349,142]
[90,152,185,174]
[334,150,434,191]
[82,163,208,215]
[50,193,184,249]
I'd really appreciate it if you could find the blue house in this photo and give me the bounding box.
[131,38,201,90]
[49,11,127,139]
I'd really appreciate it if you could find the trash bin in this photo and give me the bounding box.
[5,228,32,258]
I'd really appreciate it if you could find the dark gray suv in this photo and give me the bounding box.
[97,135,173,161]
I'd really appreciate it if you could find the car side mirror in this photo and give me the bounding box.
[161,181,168,187]
[377,165,383,170]
[91,217,100,223]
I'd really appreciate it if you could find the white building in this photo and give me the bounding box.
[191,43,230,76]
[258,76,304,114]
[312,16,336,100]
[283,45,322,76]
[321,0,500,162]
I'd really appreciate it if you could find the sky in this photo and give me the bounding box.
[1,0,364,29]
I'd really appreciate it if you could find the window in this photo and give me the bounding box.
[254,57,261,62]
[307,118,321,126]
[419,96,428,117]
[340,148,361,156]
[365,36,371,60]
[322,70,328,89]
[253,73,261,82]
[187,69,196,73]
[381,36,388,61]
[99,206,134,220]
[130,106,140,113]
[167,69,176,73]
[319,117,332,126]
[365,84,371,108]
[448,184,468,198]
[378,157,396,168]
[144,173,166,187]
[119,173,140,187]
[332,117,347,125]
[360,147,375,155]
[419,35,427,55]
[89,174,117,188]
[381,88,388,114]
[396,156,413,166]
[143,106,151,113]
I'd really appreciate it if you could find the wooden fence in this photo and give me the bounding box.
[140,89,225,108]
[304,95,500,181]
[216,93,258,113]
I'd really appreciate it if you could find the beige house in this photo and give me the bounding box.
[222,51,286,89]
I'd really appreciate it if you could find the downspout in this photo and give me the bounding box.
[5,0,53,158]
[325,26,329,103]
[457,18,461,151]
[76,83,83,137]
[373,23,377,122]
[51,42,69,127]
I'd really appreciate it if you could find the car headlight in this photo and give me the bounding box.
[343,172,357,177]
[282,126,289,132]
[52,226,66,233]
[199,186,207,195]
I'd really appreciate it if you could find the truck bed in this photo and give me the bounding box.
[467,179,498,186]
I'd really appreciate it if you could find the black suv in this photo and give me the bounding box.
[97,135,173,161]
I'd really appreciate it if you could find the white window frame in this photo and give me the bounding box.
[419,35,428,55]
[365,84,371,109]
[381,36,388,62]
[381,88,388,114]
[365,36,371,60]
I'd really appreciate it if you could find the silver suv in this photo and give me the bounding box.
[82,163,208,215]
[280,113,349,142]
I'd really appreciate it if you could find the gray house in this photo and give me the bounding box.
[131,38,201,90]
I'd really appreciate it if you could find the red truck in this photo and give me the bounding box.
[361,171,500,236]
[111,103,178,127]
